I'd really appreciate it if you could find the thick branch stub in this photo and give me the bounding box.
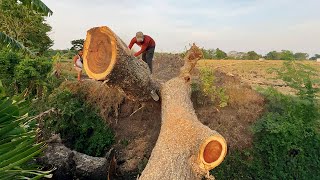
[180,43,203,78]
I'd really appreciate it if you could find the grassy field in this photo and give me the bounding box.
[197,60,320,94]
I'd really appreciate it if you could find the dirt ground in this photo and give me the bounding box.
[193,71,265,150]
[198,60,320,95]
[59,54,269,179]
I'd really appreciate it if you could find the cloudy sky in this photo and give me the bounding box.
[43,0,320,55]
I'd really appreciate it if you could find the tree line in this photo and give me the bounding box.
[200,48,320,60]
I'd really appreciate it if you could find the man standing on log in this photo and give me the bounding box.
[128,32,156,73]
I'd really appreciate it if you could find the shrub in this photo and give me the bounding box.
[192,68,228,107]
[212,151,254,180]
[252,89,320,179]
[0,50,58,98]
[0,50,22,94]
[272,60,319,100]
[14,57,52,97]
[212,61,320,179]
[213,89,320,179]
[43,89,114,157]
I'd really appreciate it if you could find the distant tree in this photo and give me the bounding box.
[202,48,215,59]
[294,52,309,60]
[246,51,261,60]
[201,48,215,59]
[71,39,85,51]
[280,50,295,60]
[227,51,246,60]
[265,51,281,60]
[215,48,227,60]
[310,54,320,60]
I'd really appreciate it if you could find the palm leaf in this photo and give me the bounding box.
[0,81,5,98]
[18,0,53,16]
[0,32,35,56]
[0,81,52,179]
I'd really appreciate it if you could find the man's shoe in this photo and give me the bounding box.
[150,90,159,101]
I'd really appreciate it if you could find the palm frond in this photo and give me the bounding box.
[0,81,53,179]
[19,0,53,16]
[0,32,35,56]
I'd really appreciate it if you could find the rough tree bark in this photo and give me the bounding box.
[139,44,227,180]
[83,26,227,180]
[38,134,117,180]
[83,26,156,101]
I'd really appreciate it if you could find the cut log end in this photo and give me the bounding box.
[198,135,227,171]
[83,26,156,101]
[83,26,117,80]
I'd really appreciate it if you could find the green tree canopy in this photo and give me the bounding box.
[280,50,295,60]
[266,50,300,60]
[294,52,309,60]
[201,48,215,59]
[265,51,281,60]
[215,48,227,60]
[310,54,320,60]
[71,39,85,51]
[246,51,261,60]
[0,0,53,54]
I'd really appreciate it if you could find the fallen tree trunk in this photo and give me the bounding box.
[139,44,227,180]
[38,134,117,180]
[83,26,156,101]
[83,27,227,179]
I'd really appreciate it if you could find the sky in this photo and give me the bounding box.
[43,0,320,56]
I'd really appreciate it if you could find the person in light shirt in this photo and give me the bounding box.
[73,49,83,82]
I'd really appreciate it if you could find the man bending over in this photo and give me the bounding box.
[128,32,156,73]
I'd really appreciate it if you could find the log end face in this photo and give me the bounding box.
[83,26,117,80]
[198,135,227,171]
[203,140,222,163]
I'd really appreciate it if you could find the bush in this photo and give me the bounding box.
[43,89,114,157]
[0,50,58,98]
[0,50,22,94]
[14,57,52,97]
[212,150,254,180]
[192,68,228,107]
[213,89,320,179]
[212,61,320,179]
[251,89,320,179]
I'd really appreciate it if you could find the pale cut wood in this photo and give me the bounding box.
[139,44,227,180]
[83,26,155,101]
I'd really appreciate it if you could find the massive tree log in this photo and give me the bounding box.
[83,26,156,101]
[139,44,227,180]
[83,26,227,179]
